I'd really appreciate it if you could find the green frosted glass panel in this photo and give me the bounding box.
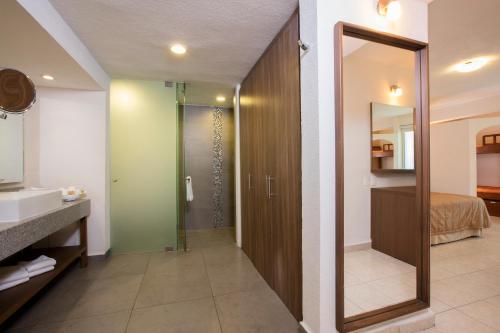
[110,80,178,253]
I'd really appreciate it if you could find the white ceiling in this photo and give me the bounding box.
[182,82,235,108]
[429,0,500,103]
[0,0,101,90]
[48,0,298,89]
[344,37,414,70]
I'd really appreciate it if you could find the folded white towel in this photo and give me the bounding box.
[20,255,57,273]
[0,266,29,284]
[28,265,54,278]
[0,277,29,291]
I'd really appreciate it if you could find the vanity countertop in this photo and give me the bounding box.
[0,199,90,261]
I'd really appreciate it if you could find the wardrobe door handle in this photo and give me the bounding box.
[266,175,276,199]
[248,173,252,190]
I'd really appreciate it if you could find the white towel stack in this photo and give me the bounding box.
[0,266,29,291]
[0,255,56,291]
[20,255,56,278]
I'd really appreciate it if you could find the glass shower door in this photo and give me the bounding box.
[110,80,178,253]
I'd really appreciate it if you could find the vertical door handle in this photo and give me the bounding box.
[248,173,252,190]
[266,175,276,199]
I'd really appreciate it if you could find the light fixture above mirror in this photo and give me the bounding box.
[377,0,402,21]
[389,85,403,97]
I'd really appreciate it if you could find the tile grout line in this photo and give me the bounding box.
[201,248,225,333]
[123,253,152,332]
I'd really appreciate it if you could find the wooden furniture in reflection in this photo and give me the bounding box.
[372,145,394,170]
[477,134,500,154]
[371,187,417,266]
[477,186,500,217]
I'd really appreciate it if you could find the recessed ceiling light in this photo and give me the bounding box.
[170,44,186,55]
[452,57,492,73]
[42,74,54,80]
[216,96,226,102]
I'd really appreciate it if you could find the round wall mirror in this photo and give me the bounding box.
[0,68,36,115]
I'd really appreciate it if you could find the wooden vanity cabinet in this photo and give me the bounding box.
[371,186,417,266]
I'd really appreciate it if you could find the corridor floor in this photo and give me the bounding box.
[4,228,299,332]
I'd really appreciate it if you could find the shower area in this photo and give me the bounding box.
[177,83,236,249]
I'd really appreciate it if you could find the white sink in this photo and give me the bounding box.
[0,190,62,223]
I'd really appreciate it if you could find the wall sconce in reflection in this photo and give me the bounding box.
[378,0,402,21]
[389,85,403,97]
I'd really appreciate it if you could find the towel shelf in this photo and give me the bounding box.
[0,215,88,327]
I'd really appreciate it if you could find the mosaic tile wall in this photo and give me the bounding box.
[183,105,235,229]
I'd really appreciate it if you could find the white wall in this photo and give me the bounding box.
[26,87,110,256]
[344,50,416,246]
[299,0,428,332]
[431,117,500,196]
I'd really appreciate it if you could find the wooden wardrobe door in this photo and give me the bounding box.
[269,12,302,320]
[239,9,302,321]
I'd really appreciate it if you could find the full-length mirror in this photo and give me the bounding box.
[335,23,429,333]
[371,103,415,172]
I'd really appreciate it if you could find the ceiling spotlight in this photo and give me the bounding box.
[170,44,186,55]
[378,0,402,21]
[390,85,403,97]
[452,57,492,73]
[216,96,226,102]
[42,74,54,80]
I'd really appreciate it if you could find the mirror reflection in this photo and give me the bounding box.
[371,103,415,171]
[343,35,417,318]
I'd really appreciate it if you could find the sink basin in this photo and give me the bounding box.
[0,190,62,223]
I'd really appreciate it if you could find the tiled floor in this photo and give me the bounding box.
[423,216,500,333]
[344,249,416,316]
[3,227,299,333]
[346,217,500,333]
[5,218,500,333]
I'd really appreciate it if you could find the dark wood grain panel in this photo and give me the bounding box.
[371,187,417,266]
[239,9,302,320]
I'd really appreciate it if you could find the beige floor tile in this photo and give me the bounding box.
[134,269,212,308]
[61,275,143,320]
[345,271,363,287]
[8,310,130,333]
[431,280,482,307]
[206,257,267,296]
[443,273,500,301]
[145,250,205,276]
[345,298,364,317]
[67,253,150,281]
[215,285,298,333]
[459,299,500,330]
[345,284,400,312]
[366,275,416,303]
[127,298,221,333]
[430,296,452,314]
[434,309,497,333]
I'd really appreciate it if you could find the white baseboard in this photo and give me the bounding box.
[344,241,372,253]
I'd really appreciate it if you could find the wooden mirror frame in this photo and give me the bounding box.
[334,22,430,333]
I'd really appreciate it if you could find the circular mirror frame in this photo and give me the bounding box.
[0,68,36,115]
